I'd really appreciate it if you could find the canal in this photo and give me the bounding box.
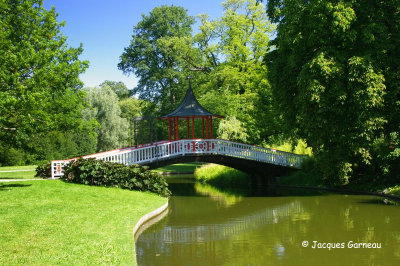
[136,176,400,265]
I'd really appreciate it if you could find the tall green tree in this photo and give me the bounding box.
[100,80,131,100]
[266,0,400,184]
[83,86,129,152]
[119,97,143,146]
[118,5,195,113]
[0,0,88,149]
[158,0,277,144]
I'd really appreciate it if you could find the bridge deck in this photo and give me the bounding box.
[51,139,307,178]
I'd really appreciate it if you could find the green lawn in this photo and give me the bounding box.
[0,180,167,265]
[153,162,203,173]
[0,165,37,180]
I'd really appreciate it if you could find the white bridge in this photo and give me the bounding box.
[51,139,307,179]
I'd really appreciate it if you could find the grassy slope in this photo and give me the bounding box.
[0,165,37,179]
[194,163,248,186]
[0,180,167,265]
[153,162,203,173]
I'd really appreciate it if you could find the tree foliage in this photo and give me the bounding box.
[83,85,129,152]
[0,0,88,148]
[151,0,278,144]
[118,5,195,113]
[266,0,400,184]
[100,80,131,100]
[0,0,93,165]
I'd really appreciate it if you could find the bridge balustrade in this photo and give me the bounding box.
[51,139,307,178]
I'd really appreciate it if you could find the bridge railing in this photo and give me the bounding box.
[51,139,307,178]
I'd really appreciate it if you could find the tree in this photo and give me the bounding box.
[83,86,129,152]
[119,97,143,146]
[157,0,277,144]
[118,5,195,113]
[0,0,88,150]
[217,116,249,142]
[100,80,131,100]
[266,0,400,184]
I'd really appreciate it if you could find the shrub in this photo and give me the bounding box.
[385,185,400,197]
[35,162,51,178]
[61,158,170,197]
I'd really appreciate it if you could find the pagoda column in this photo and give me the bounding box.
[192,116,196,151]
[168,118,172,141]
[202,118,205,138]
[186,117,189,139]
[206,117,209,138]
[192,117,195,139]
[210,116,213,139]
[175,117,179,140]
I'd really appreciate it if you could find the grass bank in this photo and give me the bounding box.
[153,162,203,174]
[0,165,37,179]
[0,180,167,265]
[194,163,249,186]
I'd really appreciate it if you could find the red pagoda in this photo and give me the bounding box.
[159,81,223,141]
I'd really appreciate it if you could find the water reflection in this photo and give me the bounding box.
[194,183,244,207]
[139,201,305,244]
[136,178,400,266]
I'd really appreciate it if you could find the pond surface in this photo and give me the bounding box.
[136,177,400,265]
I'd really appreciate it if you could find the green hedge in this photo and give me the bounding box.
[61,158,170,197]
[35,163,51,178]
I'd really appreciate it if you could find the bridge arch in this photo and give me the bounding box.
[144,154,295,179]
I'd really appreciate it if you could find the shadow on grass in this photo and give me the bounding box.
[0,183,32,191]
[0,177,28,179]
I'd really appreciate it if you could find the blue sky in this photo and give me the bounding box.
[43,0,224,89]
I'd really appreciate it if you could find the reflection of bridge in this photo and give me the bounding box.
[51,139,307,178]
[138,201,304,243]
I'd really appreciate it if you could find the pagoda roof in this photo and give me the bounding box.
[160,83,223,119]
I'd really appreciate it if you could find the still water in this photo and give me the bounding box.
[136,177,400,265]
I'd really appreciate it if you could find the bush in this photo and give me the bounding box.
[385,185,400,197]
[35,163,51,178]
[61,158,170,197]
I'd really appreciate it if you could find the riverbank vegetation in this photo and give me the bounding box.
[385,186,400,197]
[194,164,249,186]
[0,180,167,265]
